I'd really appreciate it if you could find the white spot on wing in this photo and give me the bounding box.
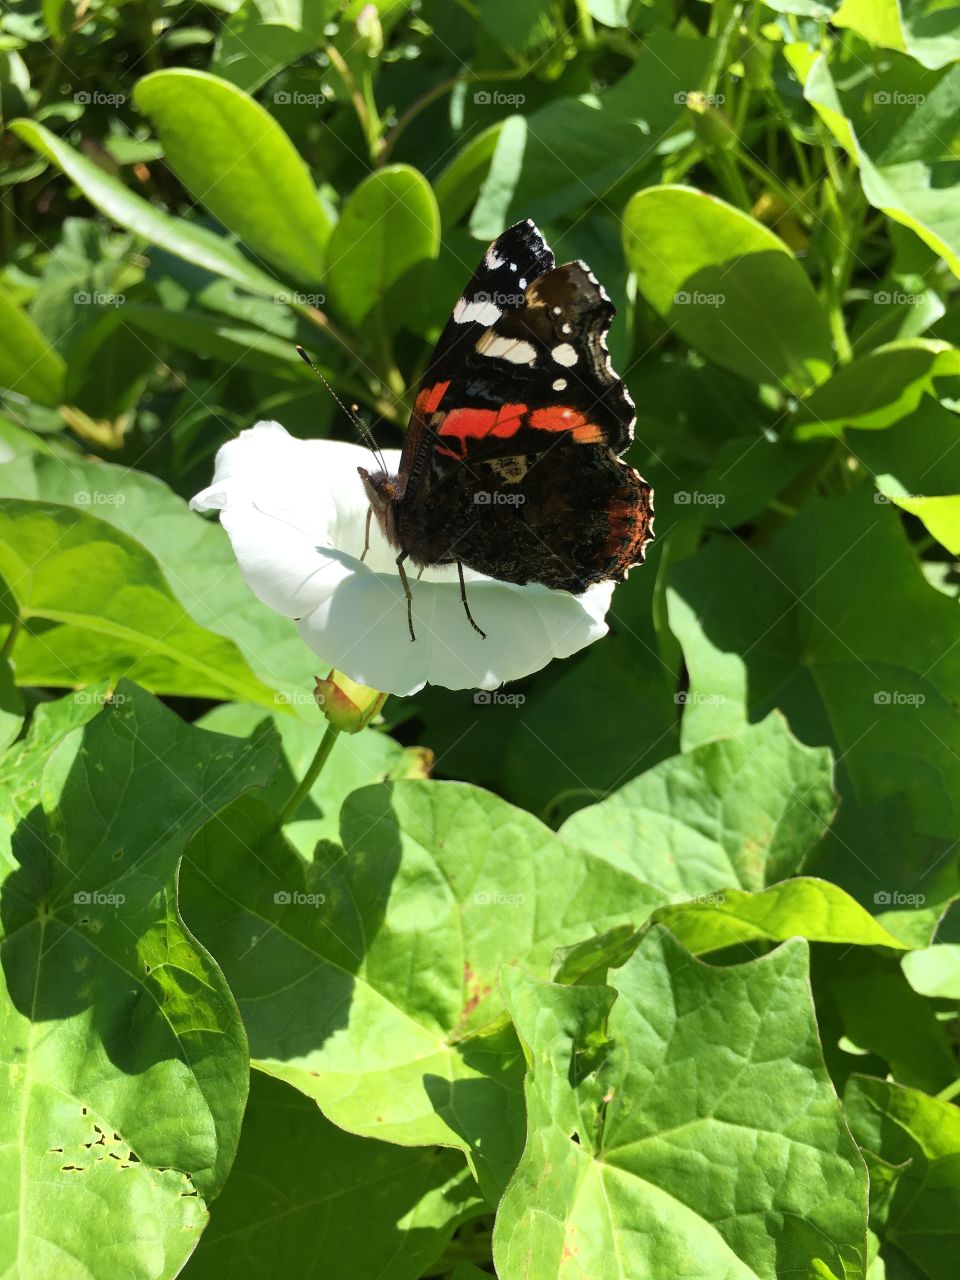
[552,377,567,390]
[453,297,502,326]
[476,330,537,364]
[485,246,505,269]
[552,343,578,366]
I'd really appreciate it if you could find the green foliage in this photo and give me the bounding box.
[2,1,960,1277]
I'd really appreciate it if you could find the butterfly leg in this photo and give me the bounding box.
[395,551,416,642]
[361,505,372,561]
[457,560,486,639]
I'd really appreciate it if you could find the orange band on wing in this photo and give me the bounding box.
[530,406,604,443]
[415,379,451,415]
[438,402,528,445]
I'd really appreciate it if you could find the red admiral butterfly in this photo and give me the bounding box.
[358,219,654,641]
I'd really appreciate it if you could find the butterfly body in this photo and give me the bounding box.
[359,219,654,637]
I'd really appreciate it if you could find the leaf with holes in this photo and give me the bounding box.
[0,683,278,1279]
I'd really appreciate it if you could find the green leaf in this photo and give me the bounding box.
[326,165,440,331]
[841,396,960,554]
[494,931,868,1280]
[209,0,341,93]
[180,780,664,1196]
[0,684,279,1276]
[0,499,280,702]
[844,1075,960,1277]
[10,119,284,296]
[470,31,716,233]
[803,50,960,278]
[197,700,413,843]
[134,69,331,282]
[0,655,23,752]
[560,714,837,895]
[653,878,910,954]
[181,1071,484,1280]
[0,281,66,407]
[833,0,960,70]
[624,185,833,392]
[793,340,960,438]
[0,452,318,706]
[901,943,960,998]
[666,485,960,901]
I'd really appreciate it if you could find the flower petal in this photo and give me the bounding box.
[192,421,616,695]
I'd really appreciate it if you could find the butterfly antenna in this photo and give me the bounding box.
[296,345,388,472]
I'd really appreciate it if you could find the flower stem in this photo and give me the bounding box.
[278,722,341,825]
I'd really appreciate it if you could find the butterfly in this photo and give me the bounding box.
[358,218,654,641]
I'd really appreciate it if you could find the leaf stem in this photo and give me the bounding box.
[278,721,342,825]
[1,613,21,662]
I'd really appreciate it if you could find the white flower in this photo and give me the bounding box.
[190,421,616,697]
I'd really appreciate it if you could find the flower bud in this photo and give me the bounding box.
[314,669,387,733]
[355,4,383,57]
